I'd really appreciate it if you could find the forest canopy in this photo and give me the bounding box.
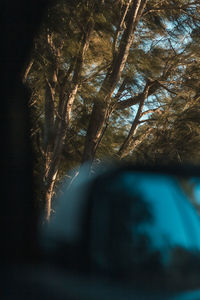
[24,0,200,220]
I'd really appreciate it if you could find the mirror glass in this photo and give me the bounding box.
[89,171,200,291]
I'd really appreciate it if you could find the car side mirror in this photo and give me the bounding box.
[42,164,200,292]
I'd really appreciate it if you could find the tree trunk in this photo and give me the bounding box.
[44,168,58,221]
[82,0,148,168]
[42,68,58,221]
[43,20,94,220]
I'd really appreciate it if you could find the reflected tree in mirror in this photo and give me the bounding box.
[89,171,200,290]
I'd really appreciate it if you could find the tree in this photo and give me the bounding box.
[25,0,200,220]
[81,0,148,169]
[26,0,115,219]
[126,24,200,164]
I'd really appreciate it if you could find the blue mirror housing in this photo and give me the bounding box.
[88,170,200,290]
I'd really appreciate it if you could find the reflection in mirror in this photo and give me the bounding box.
[89,172,200,291]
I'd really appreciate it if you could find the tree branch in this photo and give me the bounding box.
[112,0,132,57]
[116,80,160,110]
[22,59,34,84]
[140,106,164,117]
[118,80,152,158]
[157,81,177,95]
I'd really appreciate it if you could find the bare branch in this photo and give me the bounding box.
[141,106,164,117]
[118,80,152,158]
[22,59,34,84]
[114,77,129,100]
[82,63,111,83]
[116,80,160,110]
[112,0,132,56]
[156,81,177,95]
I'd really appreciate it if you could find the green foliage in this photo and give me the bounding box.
[26,0,200,202]
[131,96,200,165]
